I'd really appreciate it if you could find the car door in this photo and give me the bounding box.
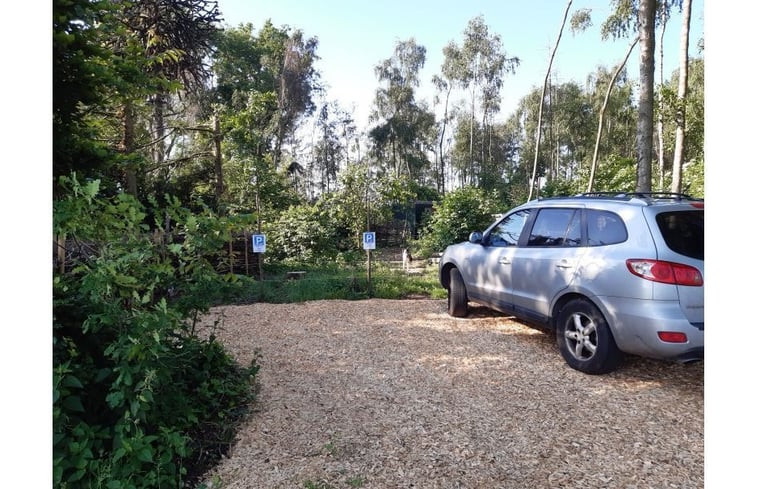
[510,207,586,323]
[464,209,531,311]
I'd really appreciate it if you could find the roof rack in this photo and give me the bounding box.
[574,192,701,201]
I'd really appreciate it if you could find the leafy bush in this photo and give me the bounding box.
[415,186,503,257]
[267,203,341,263]
[53,175,258,488]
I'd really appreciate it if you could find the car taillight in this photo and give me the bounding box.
[658,331,688,343]
[626,259,703,286]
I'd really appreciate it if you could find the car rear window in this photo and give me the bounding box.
[587,210,627,246]
[655,210,704,260]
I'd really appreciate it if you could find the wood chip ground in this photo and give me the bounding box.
[198,299,703,489]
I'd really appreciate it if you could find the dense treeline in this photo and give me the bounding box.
[53,0,703,486]
[54,0,704,220]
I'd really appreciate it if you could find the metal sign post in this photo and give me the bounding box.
[362,232,376,295]
[252,234,266,280]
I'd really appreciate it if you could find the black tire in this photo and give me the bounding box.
[448,268,468,317]
[556,298,621,374]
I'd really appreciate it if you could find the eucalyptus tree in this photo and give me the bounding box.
[431,75,452,194]
[636,0,657,192]
[441,16,519,185]
[587,37,639,192]
[369,38,435,180]
[527,0,575,201]
[268,28,320,170]
[313,103,343,193]
[659,57,703,186]
[670,0,692,193]
[504,70,635,195]
[656,2,669,189]
[575,0,660,192]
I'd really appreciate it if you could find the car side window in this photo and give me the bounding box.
[587,210,627,246]
[488,210,531,247]
[527,208,581,247]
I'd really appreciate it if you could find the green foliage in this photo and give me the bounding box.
[542,155,637,196]
[267,203,340,263]
[225,261,444,303]
[316,164,416,250]
[415,186,503,256]
[683,157,704,198]
[54,175,258,488]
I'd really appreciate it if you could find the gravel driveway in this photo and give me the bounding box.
[199,299,703,489]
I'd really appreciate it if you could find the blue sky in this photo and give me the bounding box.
[216,0,704,126]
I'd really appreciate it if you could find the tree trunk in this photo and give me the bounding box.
[213,113,224,203]
[119,100,138,197]
[657,7,667,191]
[635,0,656,193]
[528,0,572,201]
[153,90,167,180]
[469,85,475,186]
[671,0,692,194]
[438,86,451,195]
[588,37,639,192]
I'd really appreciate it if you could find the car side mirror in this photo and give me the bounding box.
[469,231,483,244]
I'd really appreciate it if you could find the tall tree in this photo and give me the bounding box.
[313,103,343,193]
[656,4,667,190]
[587,37,639,192]
[271,29,320,170]
[442,16,519,184]
[636,0,657,192]
[527,0,574,201]
[670,0,692,193]
[432,75,453,194]
[115,0,221,197]
[369,39,435,179]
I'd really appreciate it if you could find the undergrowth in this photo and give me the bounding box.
[54,176,259,488]
[227,262,446,304]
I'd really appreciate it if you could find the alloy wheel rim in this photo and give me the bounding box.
[564,312,598,361]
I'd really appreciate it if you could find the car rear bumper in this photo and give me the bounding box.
[594,296,704,360]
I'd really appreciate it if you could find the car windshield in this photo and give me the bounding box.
[655,210,704,260]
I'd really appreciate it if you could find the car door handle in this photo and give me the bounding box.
[556,260,573,269]
[499,257,511,265]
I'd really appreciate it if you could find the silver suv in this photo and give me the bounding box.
[438,192,704,374]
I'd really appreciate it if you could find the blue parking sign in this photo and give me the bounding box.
[362,232,376,250]
[252,234,266,253]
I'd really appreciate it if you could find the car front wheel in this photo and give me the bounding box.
[447,268,468,317]
[556,298,621,374]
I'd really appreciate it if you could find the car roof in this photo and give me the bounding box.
[525,192,704,209]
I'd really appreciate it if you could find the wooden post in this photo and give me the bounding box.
[56,233,66,274]
[244,231,249,276]
[229,236,234,274]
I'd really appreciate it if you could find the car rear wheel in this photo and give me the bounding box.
[447,268,468,317]
[556,298,621,374]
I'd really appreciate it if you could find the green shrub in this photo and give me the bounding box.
[53,175,258,488]
[415,186,503,257]
[266,203,341,263]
